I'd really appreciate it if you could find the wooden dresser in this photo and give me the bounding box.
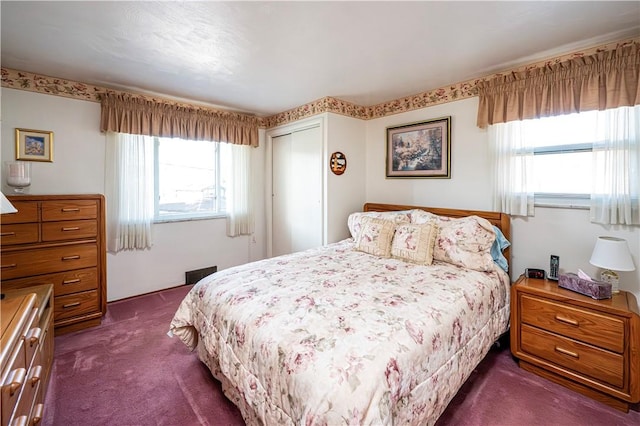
[1,284,54,426]
[1,194,106,335]
[511,276,640,412]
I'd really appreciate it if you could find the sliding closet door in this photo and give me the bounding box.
[272,126,323,257]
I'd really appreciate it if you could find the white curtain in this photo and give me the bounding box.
[488,122,535,216]
[591,106,640,225]
[105,132,155,252]
[225,143,255,237]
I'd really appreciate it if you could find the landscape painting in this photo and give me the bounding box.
[386,117,451,178]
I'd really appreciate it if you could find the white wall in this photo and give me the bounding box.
[364,97,640,300]
[1,89,105,194]
[1,88,267,301]
[324,113,367,242]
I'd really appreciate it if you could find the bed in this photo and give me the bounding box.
[169,202,512,425]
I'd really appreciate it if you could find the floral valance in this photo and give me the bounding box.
[476,42,640,128]
[100,92,259,146]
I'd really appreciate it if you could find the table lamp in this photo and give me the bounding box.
[1,191,18,214]
[589,236,636,294]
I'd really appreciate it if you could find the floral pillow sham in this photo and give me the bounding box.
[390,222,438,265]
[351,209,499,272]
[409,211,497,271]
[354,217,397,257]
[347,210,411,240]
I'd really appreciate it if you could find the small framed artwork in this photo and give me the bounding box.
[386,116,451,178]
[15,128,54,162]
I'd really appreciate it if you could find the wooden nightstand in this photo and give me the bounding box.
[510,275,640,412]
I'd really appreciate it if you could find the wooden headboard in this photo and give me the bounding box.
[363,202,511,267]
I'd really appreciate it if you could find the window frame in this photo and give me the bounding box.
[152,137,227,223]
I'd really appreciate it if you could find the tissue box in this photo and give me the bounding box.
[558,273,612,299]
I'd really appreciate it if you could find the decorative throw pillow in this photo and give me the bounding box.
[348,211,410,240]
[391,222,438,265]
[433,215,496,271]
[354,217,396,257]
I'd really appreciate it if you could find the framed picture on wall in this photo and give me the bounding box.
[386,116,451,178]
[15,128,54,162]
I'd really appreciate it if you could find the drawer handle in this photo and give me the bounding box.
[62,255,81,261]
[1,263,17,269]
[61,207,81,212]
[555,346,579,359]
[62,226,80,231]
[32,403,44,425]
[63,302,81,309]
[0,231,16,236]
[2,367,26,396]
[28,365,43,388]
[26,327,42,347]
[63,278,81,285]
[554,314,579,326]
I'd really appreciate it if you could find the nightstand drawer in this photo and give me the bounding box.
[521,294,624,353]
[521,324,624,388]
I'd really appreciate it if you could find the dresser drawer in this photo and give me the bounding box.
[41,200,97,222]
[54,290,99,321]
[1,202,38,225]
[520,294,625,353]
[0,224,39,246]
[41,220,97,242]
[1,244,97,280]
[521,324,624,388]
[1,268,98,297]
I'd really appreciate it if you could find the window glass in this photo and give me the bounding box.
[521,112,597,201]
[155,137,226,221]
[532,152,591,195]
[524,110,599,148]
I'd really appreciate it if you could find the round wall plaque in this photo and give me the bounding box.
[330,152,347,175]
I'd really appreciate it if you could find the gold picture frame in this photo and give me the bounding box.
[15,128,53,162]
[386,116,451,178]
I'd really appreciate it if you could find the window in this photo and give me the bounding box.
[154,137,231,221]
[522,111,601,207]
[490,105,639,224]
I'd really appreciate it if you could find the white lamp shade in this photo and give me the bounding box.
[589,236,636,272]
[1,192,18,214]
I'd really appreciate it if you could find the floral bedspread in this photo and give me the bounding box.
[169,239,510,425]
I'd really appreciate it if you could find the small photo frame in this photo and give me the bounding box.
[386,116,451,178]
[15,128,53,162]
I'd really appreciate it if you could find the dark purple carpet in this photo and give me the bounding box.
[44,285,639,426]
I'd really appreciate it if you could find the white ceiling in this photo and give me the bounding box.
[2,1,639,117]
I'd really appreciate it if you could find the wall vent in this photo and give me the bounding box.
[185,266,217,285]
